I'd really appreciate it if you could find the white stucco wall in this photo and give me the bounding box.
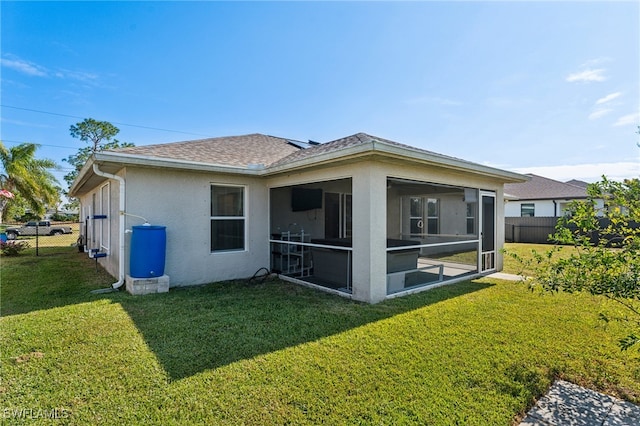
[79,167,271,287]
[504,199,598,217]
[505,200,556,217]
[78,170,123,280]
[121,167,271,287]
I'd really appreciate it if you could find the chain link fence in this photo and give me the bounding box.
[1,221,82,256]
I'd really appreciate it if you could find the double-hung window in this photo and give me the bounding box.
[211,185,245,252]
[407,197,440,236]
[466,202,476,235]
[426,198,439,234]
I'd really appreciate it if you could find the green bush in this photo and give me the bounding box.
[0,240,30,256]
[50,212,79,222]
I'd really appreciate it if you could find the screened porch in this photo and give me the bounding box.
[269,177,496,297]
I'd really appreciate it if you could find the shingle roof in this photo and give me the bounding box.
[269,132,466,167]
[100,131,523,183]
[110,133,302,168]
[565,179,589,189]
[504,174,588,200]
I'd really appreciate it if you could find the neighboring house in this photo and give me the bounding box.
[504,174,591,218]
[565,179,589,189]
[69,132,526,303]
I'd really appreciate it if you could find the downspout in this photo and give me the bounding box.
[92,163,126,289]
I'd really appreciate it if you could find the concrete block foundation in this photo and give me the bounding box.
[125,275,170,295]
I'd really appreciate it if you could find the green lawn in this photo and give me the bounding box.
[502,242,577,276]
[1,245,639,424]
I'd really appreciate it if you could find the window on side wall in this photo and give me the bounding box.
[466,202,476,234]
[100,182,110,251]
[521,203,535,217]
[211,185,245,252]
[426,198,439,234]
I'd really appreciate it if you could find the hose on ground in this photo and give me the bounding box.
[247,267,271,284]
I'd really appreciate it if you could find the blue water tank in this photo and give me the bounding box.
[130,225,166,278]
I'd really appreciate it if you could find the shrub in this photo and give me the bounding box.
[50,212,79,222]
[505,177,640,350]
[1,240,30,256]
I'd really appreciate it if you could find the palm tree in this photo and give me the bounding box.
[0,142,59,223]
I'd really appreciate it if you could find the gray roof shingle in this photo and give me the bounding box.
[504,174,588,200]
[110,133,302,168]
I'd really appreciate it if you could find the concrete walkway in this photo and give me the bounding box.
[486,272,524,281]
[519,380,640,425]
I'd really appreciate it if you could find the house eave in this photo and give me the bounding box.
[69,151,265,197]
[94,151,264,174]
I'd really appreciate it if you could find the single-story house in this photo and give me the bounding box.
[69,132,527,303]
[504,174,592,217]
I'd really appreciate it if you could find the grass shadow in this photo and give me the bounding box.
[117,277,493,380]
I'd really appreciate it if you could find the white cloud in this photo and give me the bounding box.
[0,56,47,77]
[613,112,640,127]
[595,92,622,105]
[588,108,612,120]
[580,57,611,68]
[513,162,639,183]
[1,54,102,86]
[565,68,607,83]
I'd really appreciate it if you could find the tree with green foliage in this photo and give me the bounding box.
[506,177,640,350]
[63,118,134,189]
[0,142,59,223]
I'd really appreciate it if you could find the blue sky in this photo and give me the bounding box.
[1,1,639,187]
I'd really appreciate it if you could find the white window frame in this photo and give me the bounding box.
[521,203,535,217]
[210,183,247,253]
[426,198,440,235]
[466,202,476,235]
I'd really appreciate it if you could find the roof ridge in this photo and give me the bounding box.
[115,132,285,151]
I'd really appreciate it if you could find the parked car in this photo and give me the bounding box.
[5,221,73,240]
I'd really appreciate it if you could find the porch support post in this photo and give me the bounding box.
[351,165,387,303]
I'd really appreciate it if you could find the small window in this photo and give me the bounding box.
[466,203,476,234]
[426,198,439,234]
[211,185,245,252]
[521,203,535,217]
